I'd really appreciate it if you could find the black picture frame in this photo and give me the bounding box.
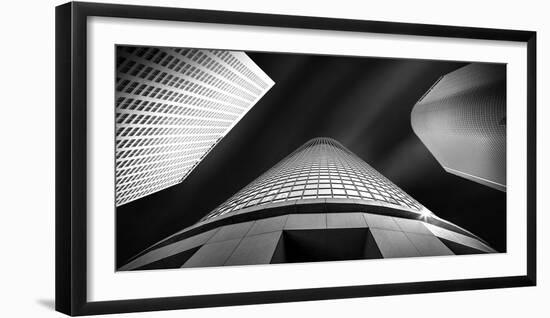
[55,1,537,316]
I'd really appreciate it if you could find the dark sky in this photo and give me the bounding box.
[116,52,506,267]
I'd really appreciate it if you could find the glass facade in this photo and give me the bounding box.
[202,137,425,221]
[411,63,506,191]
[119,137,497,271]
[115,47,274,206]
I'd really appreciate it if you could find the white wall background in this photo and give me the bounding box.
[0,0,547,316]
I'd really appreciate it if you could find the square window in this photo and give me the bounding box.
[289,190,303,197]
[261,195,274,203]
[275,192,289,200]
[360,191,372,198]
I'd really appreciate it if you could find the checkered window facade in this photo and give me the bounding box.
[115,46,274,206]
[203,138,424,221]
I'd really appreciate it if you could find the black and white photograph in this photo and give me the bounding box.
[48,1,538,316]
[2,0,545,316]
[115,46,507,271]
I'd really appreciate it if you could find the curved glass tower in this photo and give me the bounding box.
[120,137,496,271]
[203,138,426,221]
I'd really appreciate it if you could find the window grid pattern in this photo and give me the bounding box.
[115,46,274,206]
[202,138,424,221]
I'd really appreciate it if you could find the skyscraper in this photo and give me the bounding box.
[120,138,495,271]
[411,63,506,191]
[115,47,274,206]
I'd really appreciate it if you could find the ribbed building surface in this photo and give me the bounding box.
[411,63,506,191]
[120,138,496,271]
[115,47,274,206]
